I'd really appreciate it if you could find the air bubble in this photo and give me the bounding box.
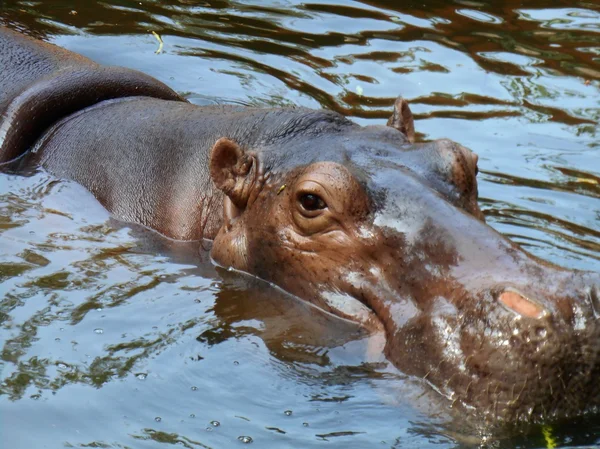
[94,328,104,334]
[155,417,162,422]
[191,386,198,391]
[303,422,309,427]
[284,410,292,416]
[190,414,195,418]
[238,436,253,444]
[233,361,239,366]
[135,373,148,380]
[31,394,41,400]
[211,421,220,427]
[206,427,213,432]
[57,362,68,369]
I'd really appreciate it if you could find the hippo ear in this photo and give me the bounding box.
[387,97,415,143]
[209,137,255,210]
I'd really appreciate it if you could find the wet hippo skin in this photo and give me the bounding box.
[1,26,599,426]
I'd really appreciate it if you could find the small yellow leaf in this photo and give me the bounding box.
[151,31,164,54]
[576,177,598,185]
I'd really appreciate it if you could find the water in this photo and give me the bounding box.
[1,1,599,448]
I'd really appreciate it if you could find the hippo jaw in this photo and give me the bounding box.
[207,112,600,425]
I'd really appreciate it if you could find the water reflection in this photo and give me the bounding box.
[1,0,599,447]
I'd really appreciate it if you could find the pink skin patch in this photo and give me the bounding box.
[499,291,545,319]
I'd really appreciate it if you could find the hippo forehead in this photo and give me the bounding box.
[265,128,478,217]
[266,125,411,167]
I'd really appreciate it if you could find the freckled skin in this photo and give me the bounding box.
[1,26,600,426]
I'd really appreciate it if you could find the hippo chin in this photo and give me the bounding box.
[1,26,599,425]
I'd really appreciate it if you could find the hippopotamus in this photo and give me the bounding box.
[1,26,599,426]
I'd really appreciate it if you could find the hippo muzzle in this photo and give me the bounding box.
[360,169,600,424]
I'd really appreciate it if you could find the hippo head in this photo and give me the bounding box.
[208,98,600,424]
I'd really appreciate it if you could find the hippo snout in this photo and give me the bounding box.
[426,272,600,423]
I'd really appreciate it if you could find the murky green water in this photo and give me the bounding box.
[1,1,599,448]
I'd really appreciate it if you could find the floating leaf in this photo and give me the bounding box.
[151,31,164,54]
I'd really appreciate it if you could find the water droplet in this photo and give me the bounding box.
[57,362,68,369]
[155,417,162,422]
[238,436,253,444]
[233,361,239,366]
[205,427,213,432]
[302,422,309,427]
[210,420,220,427]
[55,338,61,342]
[194,299,201,303]
[135,373,147,380]
[191,386,198,391]
[96,307,103,312]
[189,414,195,418]
[94,328,103,334]
[59,327,65,331]
[31,394,41,400]
[284,410,292,416]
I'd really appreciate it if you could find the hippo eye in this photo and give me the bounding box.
[299,193,326,212]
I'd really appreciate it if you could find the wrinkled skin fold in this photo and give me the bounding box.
[1,26,599,426]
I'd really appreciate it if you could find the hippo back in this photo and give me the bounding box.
[0,26,185,164]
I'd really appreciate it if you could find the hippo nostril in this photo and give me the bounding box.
[498,290,546,319]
